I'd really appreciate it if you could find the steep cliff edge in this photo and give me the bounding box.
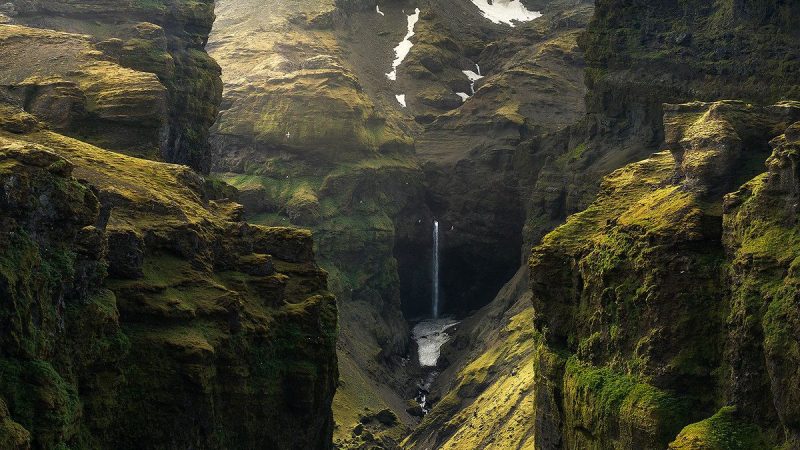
[528,101,800,449]
[0,5,337,449]
[518,2,800,448]
[524,0,800,246]
[2,0,222,172]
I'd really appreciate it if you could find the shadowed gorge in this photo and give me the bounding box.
[1,0,799,449]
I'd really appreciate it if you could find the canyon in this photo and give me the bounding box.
[0,0,798,449]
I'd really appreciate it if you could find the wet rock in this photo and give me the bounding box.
[406,404,425,417]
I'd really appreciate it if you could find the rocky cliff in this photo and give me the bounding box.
[403,1,800,448]
[524,0,800,248]
[528,100,800,448]
[206,0,596,446]
[518,1,800,448]
[2,0,222,172]
[0,3,337,449]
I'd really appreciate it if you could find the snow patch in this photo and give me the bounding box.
[386,8,421,81]
[463,70,483,82]
[462,69,484,94]
[469,0,541,27]
[396,94,407,107]
[412,318,459,367]
[456,92,470,102]
[376,4,384,16]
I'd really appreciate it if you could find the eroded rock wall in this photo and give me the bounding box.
[0,3,337,448]
[3,0,222,172]
[524,0,800,250]
[528,101,800,449]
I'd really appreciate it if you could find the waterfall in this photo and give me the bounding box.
[432,220,440,318]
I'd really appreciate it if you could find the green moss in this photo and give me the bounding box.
[0,360,81,449]
[403,308,537,450]
[557,142,588,165]
[564,358,690,447]
[215,70,411,163]
[131,0,167,12]
[0,398,30,449]
[669,407,770,449]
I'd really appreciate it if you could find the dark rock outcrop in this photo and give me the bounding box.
[527,101,800,449]
[0,3,338,448]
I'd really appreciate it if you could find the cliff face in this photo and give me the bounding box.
[720,120,800,448]
[0,4,337,449]
[206,0,594,446]
[413,0,593,315]
[2,0,222,173]
[528,100,800,448]
[524,0,800,247]
[519,2,800,448]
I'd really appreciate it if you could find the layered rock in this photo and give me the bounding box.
[718,120,800,449]
[0,6,337,448]
[523,0,800,255]
[208,1,595,445]
[207,0,428,443]
[410,0,593,316]
[0,99,338,450]
[4,0,222,172]
[527,101,800,449]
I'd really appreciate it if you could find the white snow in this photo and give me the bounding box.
[463,70,483,82]
[396,94,407,107]
[462,69,484,94]
[455,64,484,100]
[376,4,384,16]
[412,318,459,367]
[386,8,421,81]
[469,0,541,27]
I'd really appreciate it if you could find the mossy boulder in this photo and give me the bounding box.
[669,407,770,450]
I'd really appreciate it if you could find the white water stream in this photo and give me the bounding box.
[469,0,541,26]
[432,220,440,318]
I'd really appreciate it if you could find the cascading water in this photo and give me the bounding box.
[432,220,440,319]
[409,219,458,414]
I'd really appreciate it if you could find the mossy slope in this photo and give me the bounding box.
[528,101,800,449]
[0,10,337,449]
[0,104,339,449]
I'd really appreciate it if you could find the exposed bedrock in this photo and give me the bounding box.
[524,0,800,252]
[3,0,222,173]
[0,3,337,447]
[528,100,800,449]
